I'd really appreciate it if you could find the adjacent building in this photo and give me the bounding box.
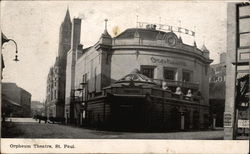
[225,2,249,139]
[209,53,226,127]
[65,16,213,130]
[46,9,72,118]
[2,82,31,117]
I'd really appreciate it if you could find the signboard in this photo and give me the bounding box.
[238,119,249,128]
[224,112,233,127]
[151,57,187,67]
[137,21,195,37]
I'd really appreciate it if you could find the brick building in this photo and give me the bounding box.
[2,82,31,117]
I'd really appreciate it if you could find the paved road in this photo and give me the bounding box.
[2,118,224,139]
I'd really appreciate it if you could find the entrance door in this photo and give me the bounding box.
[193,111,199,130]
[112,97,145,131]
[184,111,190,130]
[170,107,181,130]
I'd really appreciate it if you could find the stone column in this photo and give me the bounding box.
[224,3,237,140]
[155,65,164,80]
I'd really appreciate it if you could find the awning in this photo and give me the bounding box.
[2,96,21,107]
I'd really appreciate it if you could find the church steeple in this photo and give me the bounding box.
[58,8,72,59]
[63,7,71,23]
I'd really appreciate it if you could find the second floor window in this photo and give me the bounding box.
[182,71,192,82]
[141,66,155,78]
[164,69,176,80]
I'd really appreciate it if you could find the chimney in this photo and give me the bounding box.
[71,18,82,51]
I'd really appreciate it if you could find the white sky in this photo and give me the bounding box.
[1,1,228,102]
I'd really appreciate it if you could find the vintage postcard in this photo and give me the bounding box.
[1,0,249,153]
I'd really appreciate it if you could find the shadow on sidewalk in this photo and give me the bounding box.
[1,121,25,138]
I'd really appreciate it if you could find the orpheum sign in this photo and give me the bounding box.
[151,57,187,66]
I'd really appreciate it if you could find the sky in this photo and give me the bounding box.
[1,1,228,102]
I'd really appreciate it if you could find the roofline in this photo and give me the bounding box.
[114,27,174,39]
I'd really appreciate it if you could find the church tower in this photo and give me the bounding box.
[46,8,72,118]
[58,8,72,61]
[56,8,72,117]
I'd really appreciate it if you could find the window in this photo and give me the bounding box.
[141,66,155,78]
[182,70,192,82]
[51,91,53,100]
[164,68,176,80]
[236,3,250,64]
[54,90,57,99]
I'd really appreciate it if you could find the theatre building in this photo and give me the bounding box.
[65,21,213,131]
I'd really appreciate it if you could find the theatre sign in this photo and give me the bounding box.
[150,57,187,67]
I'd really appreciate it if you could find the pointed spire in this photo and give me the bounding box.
[104,19,108,31]
[102,19,111,38]
[63,7,71,23]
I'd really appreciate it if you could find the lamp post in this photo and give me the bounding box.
[8,39,19,62]
[1,32,20,79]
[1,32,19,62]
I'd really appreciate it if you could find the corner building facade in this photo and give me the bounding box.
[66,24,213,131]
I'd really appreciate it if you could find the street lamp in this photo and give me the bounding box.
[8,39,19,62]
[1,32,20,79]
[1,32,20,62]
[3,39,19,62]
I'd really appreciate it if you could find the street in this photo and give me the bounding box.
[2,118,224,139]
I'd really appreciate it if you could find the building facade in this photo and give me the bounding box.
[65,20,213,130]
[65,18,81,123]
[46,9,72,118]
[2,82,31,117]
[209,53,226,127]
[31,101,45,117]
[225,2,249,139]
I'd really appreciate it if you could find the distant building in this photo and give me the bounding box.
[45,9,72,118]
[2,82,31,117]
[65,16,213,130]
[209,53,226,127]
[31,101,44,117]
